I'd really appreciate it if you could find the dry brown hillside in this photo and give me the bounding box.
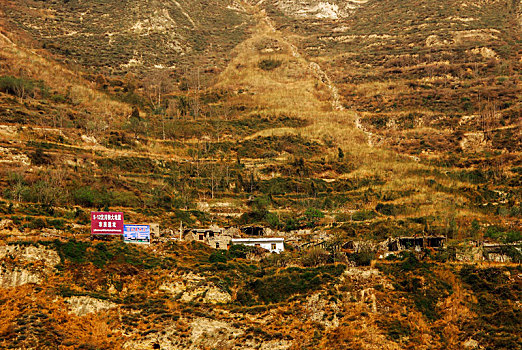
[0,0,520,348]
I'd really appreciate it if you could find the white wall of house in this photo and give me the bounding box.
[230,238,284,254]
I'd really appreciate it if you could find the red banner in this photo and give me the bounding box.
[91,212,124,235]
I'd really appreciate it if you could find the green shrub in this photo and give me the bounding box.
[91,242,114,268]
[55,239,89,264]
[346,249,375,266]
[0,76,35,97]
[301,247,330,267]
[229,244,252,259]
[53,239,172,269]
[383,320,412,340]
[209,250,228,263]
[26,217,47,230]
[352,210,377,221]
[485,226,522,243]
[375,203,398,216]
[245,264,346,304]
[47,219,65,230]
[209,244,255,263]
[304,208,324,226]
[72,186,109,207]
[258,59,282,71]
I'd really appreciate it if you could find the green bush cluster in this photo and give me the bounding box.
[209,244,254,263]
[346,249,375,266]
[460,265,521,348]
[382,319,412,340]
[378,256,451,320]
[0,76,35,97]
[258,59,282,71]
[52,239,173,269]
[352,210,378,221]
[238,264,346,304]
[375,203,399,216]
[485,225,522,243]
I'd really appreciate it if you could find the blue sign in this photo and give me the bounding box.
[123,225,151,244]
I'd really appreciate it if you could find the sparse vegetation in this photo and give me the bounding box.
[258,58,282,71]
[0,0,519,348]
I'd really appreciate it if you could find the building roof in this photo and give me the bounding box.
[231,237,284,243]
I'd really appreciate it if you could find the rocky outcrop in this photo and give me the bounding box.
[65,296,118,316]
[0,266,42,288]
[274,0,368,19]
[0,244,60,288]
[0,219,22,235]
[158,273,232,304]
[0,244,61,268]
[123,317,243,350]
[190,317,243,349]
[305,293,340,329]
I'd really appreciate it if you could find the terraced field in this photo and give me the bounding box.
[0,1,521,349]
[0,0,519,244]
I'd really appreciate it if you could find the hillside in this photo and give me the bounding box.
[1,0,520,238]
[1,240,521,349]
[0,0,521,348]
[3,0,251,76]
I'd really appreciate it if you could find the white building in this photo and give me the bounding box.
[230,238,285,254]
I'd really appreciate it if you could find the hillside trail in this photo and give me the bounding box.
[239,0,376,146]
[246,0,343,112]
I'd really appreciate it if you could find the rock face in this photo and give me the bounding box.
[0,219,22,235]
[0,244,61,268]
[305,293,341,329]
[0,147,30,166]
[274,0,368,19]
[190,317,243,349]
[65,296,118,317]
[0,244,60,288]
[123,317,243,350]
[158,273,232,304]
[463,338,481,349]
[0,266,42,288]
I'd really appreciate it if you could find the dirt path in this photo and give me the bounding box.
[243,1,344,112]
[239,1,380,147]
[354,114,379,147]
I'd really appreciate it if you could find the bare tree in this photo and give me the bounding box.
[192,67,201,119]
[480,99,497,142]
[142,69,174,112]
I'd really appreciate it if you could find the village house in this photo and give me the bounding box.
[183,226,238,250]
[385,236,446,252]
[230,237,285,254]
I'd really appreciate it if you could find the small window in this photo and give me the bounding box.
[199,235,204,240]
[209,232,215,237]
[271,243,277,250]
[216,242,220,248]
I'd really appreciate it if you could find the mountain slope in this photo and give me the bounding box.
[3,0,252,75]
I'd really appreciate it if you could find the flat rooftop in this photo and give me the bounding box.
[231,238,284,242]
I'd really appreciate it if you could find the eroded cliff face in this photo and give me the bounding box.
[270,0,369,19]
[0,244,60,267]
[158,272,232,304]
[0,244,60,288]
[65,295,118,317]
[0,266,42,288]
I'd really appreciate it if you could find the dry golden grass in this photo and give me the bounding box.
[211,7,490,222]
[216,7,331,114]
[0,35,131,124]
